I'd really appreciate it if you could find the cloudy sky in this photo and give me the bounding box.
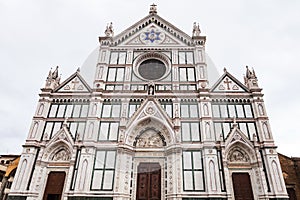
[0,0,299,156]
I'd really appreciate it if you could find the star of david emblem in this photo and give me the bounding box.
[144,29,161,43]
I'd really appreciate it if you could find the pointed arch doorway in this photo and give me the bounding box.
[136,162,161,200]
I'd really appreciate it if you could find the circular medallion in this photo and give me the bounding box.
[140,27,165,45]
[138,59,166,80]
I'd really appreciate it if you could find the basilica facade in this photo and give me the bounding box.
[8,5,288,200]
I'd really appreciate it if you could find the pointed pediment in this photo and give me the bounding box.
[119,23,187,47]
[127,98,173,128]
[210,70,249,93]
[112,14,196,47]
[124,98,176,147]
[46,124,75,147]
[224,124,253,149]
[42,124,74,162]
[224,124,258,164]
[54,71,92,93]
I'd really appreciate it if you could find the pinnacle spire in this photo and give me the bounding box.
[45,66,60,89]
[104,22,114,37]
[244,65,259,89]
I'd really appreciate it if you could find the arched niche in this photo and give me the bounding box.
[30,121,39,138]
[124,117,175,147]
[42,140,72,163]
[225,141,257,166]
[37,103,44,115]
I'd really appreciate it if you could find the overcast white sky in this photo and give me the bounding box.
[0,0,299,157]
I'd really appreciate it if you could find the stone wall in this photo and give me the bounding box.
[279,153,300,200]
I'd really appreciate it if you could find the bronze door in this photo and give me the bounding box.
[136,163,161,200]
[43,172,66,200]
[232,173,254,200]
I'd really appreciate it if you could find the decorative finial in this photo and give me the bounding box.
[45,66,60,89]
[149,3,157,14]
[77,67,80,72]
[232,116,238,128]
[47,68,52,79]
[244,65,259,88]
[76,132,81,141]
[192,22,201,37]
[223,67,227,72]
[220,133,223,141]
[57,74,61,84]
[252,67,256,78]
[63,117,69,126]
[253,133,257,142]
[52,66,59,79]
[104,22,114,37]
[246,65,256,79]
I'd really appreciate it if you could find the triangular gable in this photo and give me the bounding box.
[119,23,187,47]
[126,98,173,130]
[42,124,74,162]
[224,124,253,149]
[113,13,195,47]
[223,124,258,164]
[124,98,176,146]
[210,70,249,93]
[47,124,75,146]
[54,70,92,93]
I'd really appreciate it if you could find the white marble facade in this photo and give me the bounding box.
[8,5,288,200]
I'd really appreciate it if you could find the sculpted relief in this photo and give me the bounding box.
[135,129,165,148]
[228,148,250,163]
[52,149,70,161]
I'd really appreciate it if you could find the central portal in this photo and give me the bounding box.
[136,162,161,200]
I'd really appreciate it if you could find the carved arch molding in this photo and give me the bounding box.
[128,118,172,147]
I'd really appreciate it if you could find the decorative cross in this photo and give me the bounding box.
[223,78,232,90]
[149,3,157,14]
[71,78,80,90]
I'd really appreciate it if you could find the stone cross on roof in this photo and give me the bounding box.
[149,3,157,14]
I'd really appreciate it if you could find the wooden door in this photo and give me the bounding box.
[43,172,66,200]
[136,163,161,200]
[232,173,254,200]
